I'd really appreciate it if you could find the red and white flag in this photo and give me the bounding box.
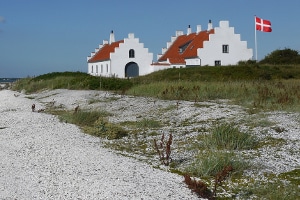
[255,16,272,32]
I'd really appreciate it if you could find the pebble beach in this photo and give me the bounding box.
[0,89,198,200]
[1,88,299,199]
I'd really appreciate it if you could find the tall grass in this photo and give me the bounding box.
[12,71,132,93]
[12,66,300,112]
[126,79,300,111]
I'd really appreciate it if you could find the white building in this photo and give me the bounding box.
[87,31,153,78]
[87,20,253,77]
[153,20,253,69]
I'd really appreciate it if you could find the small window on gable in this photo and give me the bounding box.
[129,49,135,58]
[222,45,229,53]
[215,60,221,66]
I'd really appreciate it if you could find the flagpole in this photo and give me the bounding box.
[254,15,258,61]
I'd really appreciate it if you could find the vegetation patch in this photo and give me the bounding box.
[136,118,161,129]
[237,179,300,200]
[186,151,249,178]
[202,122,258,150]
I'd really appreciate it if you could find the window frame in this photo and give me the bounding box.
[222,44,229,53]
[215,60,221,66]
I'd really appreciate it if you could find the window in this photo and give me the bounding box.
[101,64,103,73]
[179,41,191,54]
[222,45,229,53]
[129,49,135,58]
[106,64,108,73]
[96,65,98,73]
[215,60,221,66]
[91,65,94,73]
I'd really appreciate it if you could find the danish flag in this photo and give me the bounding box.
[255,16,272,32]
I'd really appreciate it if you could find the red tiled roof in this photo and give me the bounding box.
[88,40,124,63]
[158,29,214,64]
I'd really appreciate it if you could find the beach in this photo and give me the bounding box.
[0,88,299,199]
[0,89,199,200]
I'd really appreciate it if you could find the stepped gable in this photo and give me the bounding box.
[88,40,124,63]
[158,29,214,64]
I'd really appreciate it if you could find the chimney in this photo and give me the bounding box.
[109,30,115,44]
[207,19,213,31]
[196,25,202,34]
[187,25,192,35]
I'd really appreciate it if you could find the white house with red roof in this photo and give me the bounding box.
[87,31,153,78]
[87,20,253,77]
[153,20,253,69]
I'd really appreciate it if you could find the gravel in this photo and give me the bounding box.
[1,89,299,199]
[0,90,199,200]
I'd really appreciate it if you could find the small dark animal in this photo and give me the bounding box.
[31,104,35,112]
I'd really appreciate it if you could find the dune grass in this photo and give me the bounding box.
[202,122,258,150]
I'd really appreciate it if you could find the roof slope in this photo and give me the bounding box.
[88,40,124,63]
[158,29,214,64]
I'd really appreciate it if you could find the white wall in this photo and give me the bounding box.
[110,33,153,78]
[198,21,253,66]
[88,60,111,77]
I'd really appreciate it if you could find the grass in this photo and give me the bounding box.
[12,71,132,93]
[202,122,258,150]
[49,109,128,140]
[136,118,161,129]
[185,151,249,178]
[126,79,300,112]
[237,179,300,200]
[12,65,300,112]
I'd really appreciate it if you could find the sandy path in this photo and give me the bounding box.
[0,90,198,200]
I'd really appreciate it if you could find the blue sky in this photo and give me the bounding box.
[1,0,299,78]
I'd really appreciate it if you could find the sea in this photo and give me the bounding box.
[0,78,20,83]
[0,78,20,89]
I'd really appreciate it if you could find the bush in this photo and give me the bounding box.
[259,48,300,65]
